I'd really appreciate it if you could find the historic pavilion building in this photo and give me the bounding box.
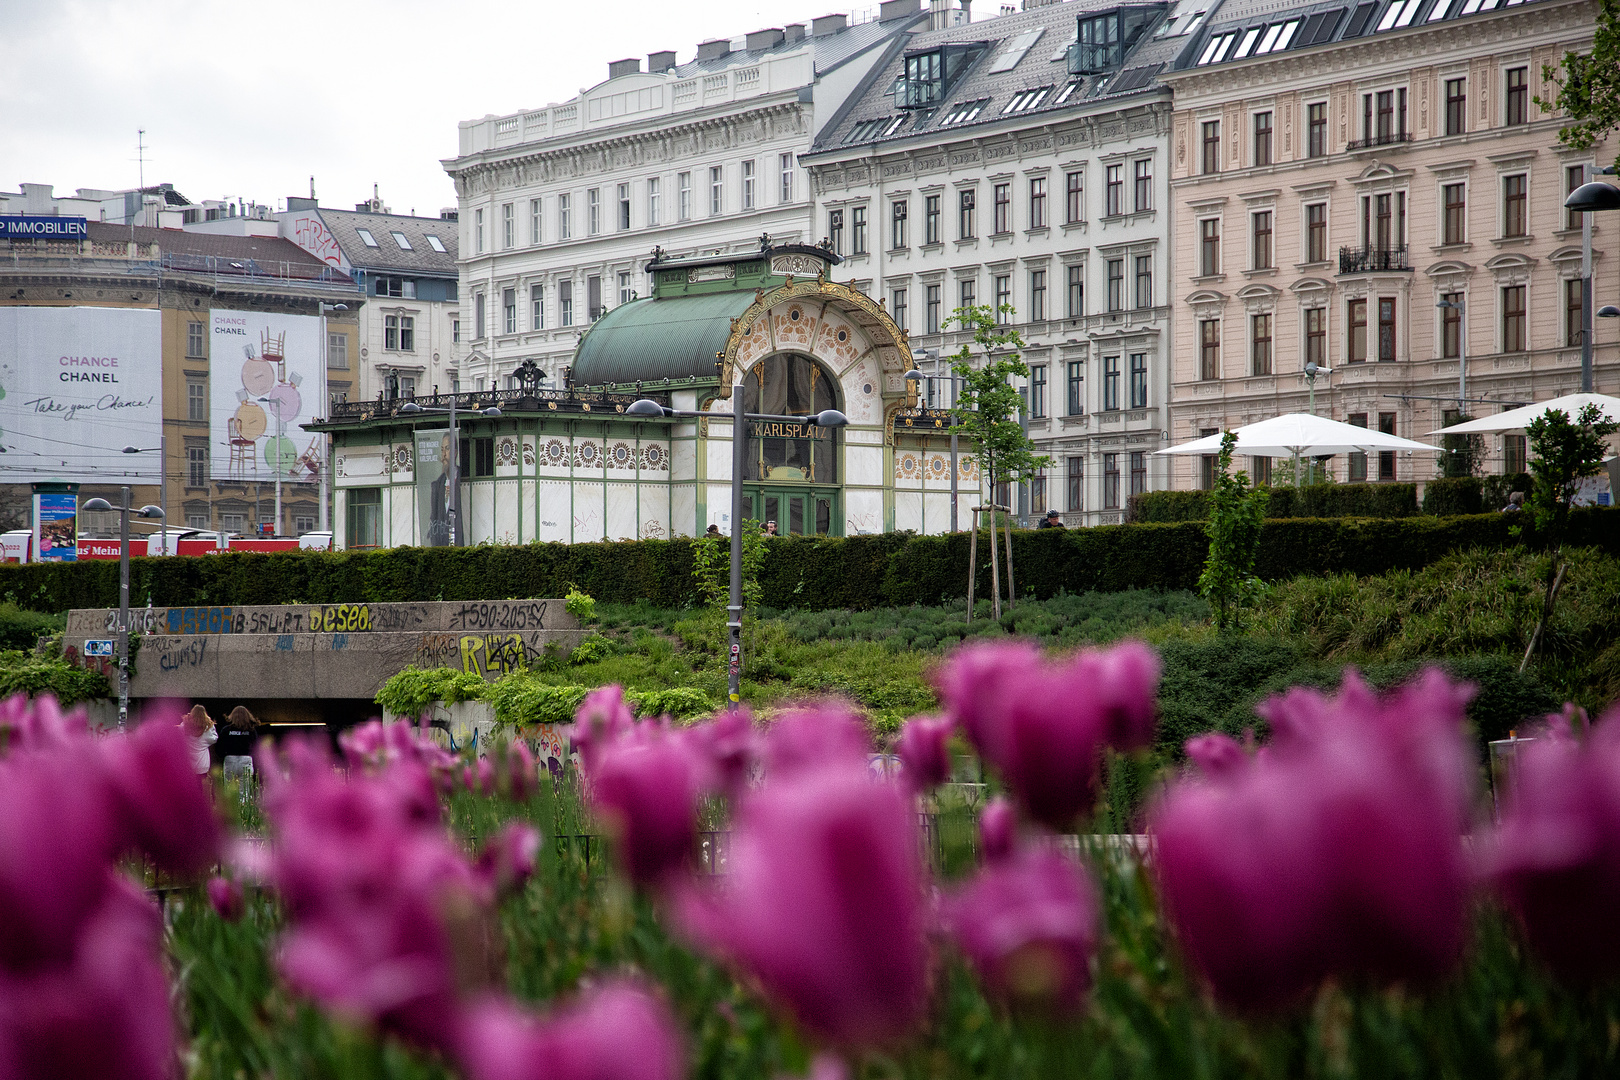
[311,244,958,547]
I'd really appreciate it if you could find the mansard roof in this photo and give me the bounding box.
[316,209,459,277]
[1172,0,1568,72]
[809,0,1203,157]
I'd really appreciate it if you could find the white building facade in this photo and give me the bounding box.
[804,0,1205,526]
[441,3,928,396]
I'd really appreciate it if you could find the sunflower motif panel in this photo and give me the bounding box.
[895,448,923,481]
[607,442,636,470]
[498,438,519,467]
[641,443,669,471]
[574,441,602,470]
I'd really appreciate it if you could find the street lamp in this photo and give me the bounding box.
[398,399,503,546]
[1564,169,1620,393]
[1436,297,1468,408]
[625,395,848,708]
[121,444,165,554]
[1302,362,1333,486]
[82,490,163,730]
[903,349,966,532]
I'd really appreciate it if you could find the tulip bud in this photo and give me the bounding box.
[897,715,953,792]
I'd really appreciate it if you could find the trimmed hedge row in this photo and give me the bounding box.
[4,507,1615,616]
[1130,482,1419,522]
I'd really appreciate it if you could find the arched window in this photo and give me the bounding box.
[741,353,840,483]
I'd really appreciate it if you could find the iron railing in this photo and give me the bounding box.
[1338,244,1411,274]
[1345,131,1414,151]
[324,385,661,424]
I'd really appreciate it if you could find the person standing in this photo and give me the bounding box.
[181,705,217,776]
[1037,509,1066,529]
[220,706,263,785]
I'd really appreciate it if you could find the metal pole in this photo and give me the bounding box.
[1458,300,1469,409]
[727,389,747,708]
[950,429,959,532]
[318,310,329,532]
[1582,163,1595,394]
[159,432,168,555]
[449,390,463,546]
[966,509,977,623]
[274,413,282,537]
[117,486,131,731]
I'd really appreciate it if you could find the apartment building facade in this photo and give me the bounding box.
[442,3,927,396]
[1162,0,1613,488]
[806,0,1211,527]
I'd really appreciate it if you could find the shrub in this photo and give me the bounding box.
[569,635,615,666]
[0,651,110,707]
[1127,490,1209,523]
[1423,476,1484,516]
[564,587,597,622]
[628,686,716,721]
[0,603,64,651]
[374,666,489,718]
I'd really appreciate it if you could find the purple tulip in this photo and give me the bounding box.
[1151,669,1475,1011]
[570,685,636,773]
[762,704,871,781]
[458,978,685,1080]
[897,715,953,792]
[978,797,1017,863]
[0,748,116,973]
[478,822,541,897]
[340,718,458,776]
[207,876,245,921]
[589,729,704,889]
[935,640,1160,831]
[673,761,929,1049]
[1488,704,1620,982]
[101,719,224,878]
[0,878,175,1080]
[500,741,536,801]
[942,846,1101,1010]
[464,757,497,796]
[1184,732,1248,779]
[680,708,758,798]
[0,693,90,753]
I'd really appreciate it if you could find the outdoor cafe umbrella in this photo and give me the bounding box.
[1426,392,1620,435]
[1156,412,1439,486]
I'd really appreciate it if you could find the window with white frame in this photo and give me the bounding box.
[531,285,545,330]
[648,177,661,226]
[559,195,572,239]
[502,203,514,248]
[472,213,483,254]
[710,166,723,215]
[780,153,794,203]
[588,189,602,235]
[679,173,692,221]
[617,183,630,230]
[530,199,542,244]
[741,160,755,210]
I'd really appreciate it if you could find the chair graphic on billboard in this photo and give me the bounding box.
[230,330,303,480]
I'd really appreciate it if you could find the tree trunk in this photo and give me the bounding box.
[1520,552,1568,674]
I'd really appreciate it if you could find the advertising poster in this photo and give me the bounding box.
[210,309,324,483]
[415,431,452,546]
[0,308,163,482]
[33,491,77,562]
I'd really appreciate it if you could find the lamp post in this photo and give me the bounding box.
[120,444,164,553]
[399,399,503,545]
[627,395,848,708]
[82,490,163,730]
[1301,362,1333,486]
[1565,170,1620,394]
[1436,297,1468,409]
[902,352,965,532]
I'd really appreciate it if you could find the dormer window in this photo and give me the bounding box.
[357,228,379,247]
[391,231,412,251]
[897,42,987,109]
[1068,5,1166,74]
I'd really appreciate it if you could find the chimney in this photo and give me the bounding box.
[959,0,972,22]
[608,57,641,78]
[811,13,848,35]
[879,0,921,19]
[783,22,807,42]
[696,37,732,61]
[746,27,785,50]
[648,49,678,72]
[286,196,317,211]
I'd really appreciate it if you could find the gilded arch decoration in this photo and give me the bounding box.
[716,275,917,407]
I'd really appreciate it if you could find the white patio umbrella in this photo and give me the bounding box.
[1427,392,1620,435]
[1156,412,1439,457]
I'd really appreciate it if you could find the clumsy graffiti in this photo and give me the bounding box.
[156,638,207,672]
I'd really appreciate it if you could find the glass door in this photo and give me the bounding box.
[744,488,839,536]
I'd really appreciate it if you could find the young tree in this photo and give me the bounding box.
[1536,0,1620,168]
[945,304,1052,511]
[1440,415,1485,479]
[1198,432,1271,631]
[1519,402,1620,670]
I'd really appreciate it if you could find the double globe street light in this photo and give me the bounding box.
[625,395,847,708]
[81,489,164,729]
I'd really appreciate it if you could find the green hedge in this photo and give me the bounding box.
[3,509,1615,615]
[1130,483,1419,522]
[1422,477,1484,516]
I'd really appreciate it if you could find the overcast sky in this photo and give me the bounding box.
[0,0,896,220]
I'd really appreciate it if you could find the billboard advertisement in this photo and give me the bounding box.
[0,307,163,482]
[210,310,324,483]
[33,490,77,562]
[415,431,452,546]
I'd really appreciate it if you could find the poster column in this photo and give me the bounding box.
[31,482,79,562]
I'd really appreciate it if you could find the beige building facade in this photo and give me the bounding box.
[1162,0,1613,488]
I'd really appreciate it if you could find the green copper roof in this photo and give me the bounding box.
[572,290,756,386]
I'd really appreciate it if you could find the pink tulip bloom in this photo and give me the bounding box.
[500,741,536,801]
[1183,732,1248,779]
[977,797,1017,863]
[458,978,685,1080]
[1488,704,1620,983]
[0,693,90,753]
[464,757,497,797]
[570,686,636,773]
[1151,669,1474,1011]
[478,822,541,897]
[897,715,953,792]
[0,878,175,1080]
[762,704,871,781]
[0,749,116,973]
[674,761,929,1049]
[589,730,704,888]
[679,708,758,798]
[207,876,245,921]
[102,719,224,878]
[942,847,1101,1010]
[935,640,1160,831]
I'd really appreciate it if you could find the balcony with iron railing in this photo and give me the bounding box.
[1345,131,1414,152]
[320,383,662,426]
[1338,245,1411,274]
